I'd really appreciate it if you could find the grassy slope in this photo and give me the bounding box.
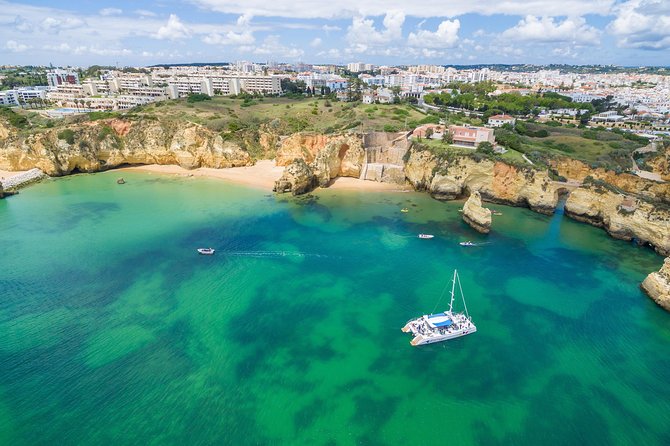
[133,97,428,134]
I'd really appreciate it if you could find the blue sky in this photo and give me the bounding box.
[0,0,669,67]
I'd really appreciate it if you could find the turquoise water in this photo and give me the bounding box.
[0,171,668,445]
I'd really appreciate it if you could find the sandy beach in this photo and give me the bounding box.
[119,160,408,192]
[0,169,28,180]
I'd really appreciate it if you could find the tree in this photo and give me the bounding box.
[425,128,434,139]
[476,141,494,154]
[442,131,453,144]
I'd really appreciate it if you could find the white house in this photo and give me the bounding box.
[488,114,516,127]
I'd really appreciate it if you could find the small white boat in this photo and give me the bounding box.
[459,241,476,246]
[418,234,434,239]
[197,248,215,255]
[402,269,476,346]
[401,208,409,213]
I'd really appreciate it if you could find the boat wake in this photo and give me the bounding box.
[222,250,335,259]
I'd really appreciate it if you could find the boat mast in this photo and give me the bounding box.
[456,271,470,319]
[449,269,457,313]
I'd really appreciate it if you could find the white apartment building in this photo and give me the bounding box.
[347,62,374,73]
[46,69,79,87]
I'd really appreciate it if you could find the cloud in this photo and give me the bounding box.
[502,16,600,44]
[154,14,190,40]
[608,0,670,49]
[99,8,122,16]
[13,15,33,32]
[202,14,254,45]
[407,19,460,48]
[310,37,322,47]
[135,9,157,17]
[5,40,29,52]
[322,25,341,32]
[192,0,614,18]
[243,35,304,59]
[41,17,85,33]
[346,11,405,46]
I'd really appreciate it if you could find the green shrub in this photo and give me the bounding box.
[383,124,398,132]
[0,107,28,128]
[57,129,76,145]
[187,93,212,103]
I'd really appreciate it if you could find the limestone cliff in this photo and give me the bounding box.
[641,258,670,311]
[0,119,252,175]
[274,133,331,167]
[429,156,558,214]
[564,186,670,256]
[646,145,670,182]
[273,159,316,195]
[551,157,670,204]
[274,135,365,194]
[462,191,492,233]
[404,150,436,190]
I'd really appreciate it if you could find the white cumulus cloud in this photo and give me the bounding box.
[502,16,600,44]
[346,11,405,46]
[407,19,460,48]
[154,14,190,40]
[5,40,29,52]
[608,0,670,49]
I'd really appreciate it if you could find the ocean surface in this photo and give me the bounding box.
[0,171,668,445]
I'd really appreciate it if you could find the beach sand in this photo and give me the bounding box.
[120,160,408,192]
[0,169,28,180]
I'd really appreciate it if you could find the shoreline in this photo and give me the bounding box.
[118,161,409,192]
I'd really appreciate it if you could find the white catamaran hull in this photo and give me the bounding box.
[408,326,477,346]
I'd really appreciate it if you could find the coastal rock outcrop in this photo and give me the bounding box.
[273,159,316,195]
[274,133,330,167]
[274,135,365,194]
[462,191,492,233]
[428,156,558,214]
[564,186,670,255]
[0,119,253,175]
[641,258,670,311]
[404,150,436,190]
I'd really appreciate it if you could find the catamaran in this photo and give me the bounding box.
[402,269,476,346]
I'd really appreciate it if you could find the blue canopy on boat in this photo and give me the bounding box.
[433,319,453,327]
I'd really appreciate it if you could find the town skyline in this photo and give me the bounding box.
[1,0,669,67]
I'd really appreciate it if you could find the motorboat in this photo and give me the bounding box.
[402,269,476,346]
[401,208,409,213]
[459,241,476,246]
[197,248,215,255]
[418,234,434,239]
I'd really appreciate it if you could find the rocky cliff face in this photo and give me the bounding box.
[0,119,252,175]
[274,133,331,167]
[404,150,437,190]
[646,145,670,181]
[564,186,670,255]
[551,157,670,204]
[425,155,558,214]
[641,258,670,311]
[462,191,492,233]
[274,135,365,194]
[273,158,316,195]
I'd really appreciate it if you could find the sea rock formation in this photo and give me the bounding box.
[427,156,558,214]
[0,119,252,175]
[564,186,670,256]
[641,258,670,311]
[274,135,365,194]
[273,159,316,195]
[462,191,492,233]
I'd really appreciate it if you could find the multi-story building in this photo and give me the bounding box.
[46,69,79,87]
[487,114,516,127]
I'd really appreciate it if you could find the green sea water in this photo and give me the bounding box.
[0,171,668,445]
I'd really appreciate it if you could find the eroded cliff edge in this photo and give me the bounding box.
[0,118,253,175]
[642,258,670,311]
